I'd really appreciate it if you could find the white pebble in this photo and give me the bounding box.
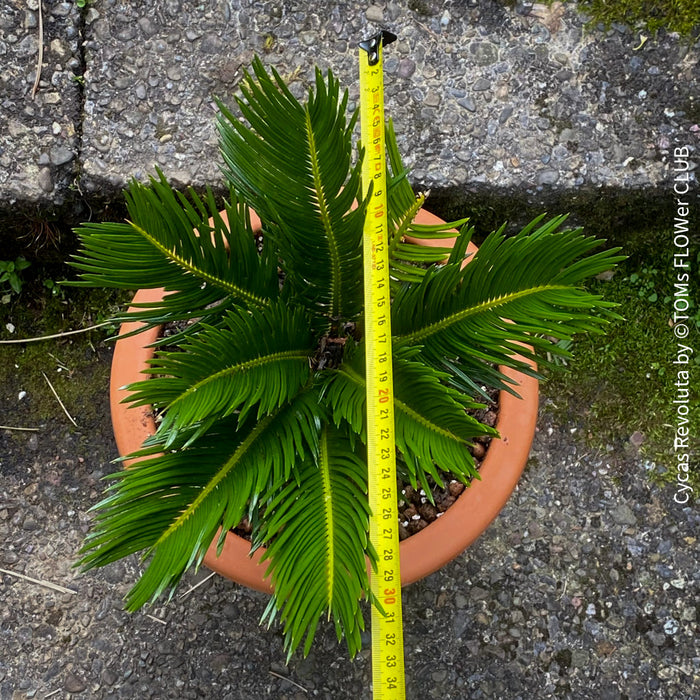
[5,322,15,333]
[663,619,679,635]
[18,390,27,401]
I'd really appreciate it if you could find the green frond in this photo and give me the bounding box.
[69,172,278,333]
[321,346,495,495]
[78,393,323,611]
[392,352,497,494]
[392,216,625,386]
[256,425,373,658]
[217,58,365,325]
[125,301,314,447]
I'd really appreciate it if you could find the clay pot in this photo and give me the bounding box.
[110,209,538,593]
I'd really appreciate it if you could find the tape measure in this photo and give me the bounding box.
[359,30,405,700]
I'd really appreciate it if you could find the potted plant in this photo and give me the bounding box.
[70,58,622,658]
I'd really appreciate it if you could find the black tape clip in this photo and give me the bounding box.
[359,30,397,66]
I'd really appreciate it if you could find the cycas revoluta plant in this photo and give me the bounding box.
[70,58,623,658]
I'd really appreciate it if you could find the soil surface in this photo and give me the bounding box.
[1,308,698,699]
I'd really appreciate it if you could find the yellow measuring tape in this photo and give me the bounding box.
[359,30,405,700]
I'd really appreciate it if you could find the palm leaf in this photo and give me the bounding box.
[392,216,625,388]
[217,58,366,326]
[321,346,496,494]
[69,172,278,335]
[125,301,314,447]
[255,425,373,658]
[78,393,322,611]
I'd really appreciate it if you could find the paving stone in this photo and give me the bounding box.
[0,0,82,208]
[77,0,699,208]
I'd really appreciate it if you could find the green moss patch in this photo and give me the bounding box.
[543,251,700,489]
[0,277,127,435]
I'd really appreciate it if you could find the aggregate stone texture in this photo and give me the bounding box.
[0,1,82,208]
[79,0,700,202]
[0,337,698,698]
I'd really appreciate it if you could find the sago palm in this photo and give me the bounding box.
[70,58,623,658]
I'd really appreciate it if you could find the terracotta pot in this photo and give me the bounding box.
[110,208,538,594]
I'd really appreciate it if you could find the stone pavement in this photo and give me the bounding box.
[1,1,698,254]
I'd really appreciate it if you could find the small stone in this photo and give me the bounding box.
[366,5,384,22]
[663,618,679,635]
[2,551,18,564]
[63,672,87,694]
[138,17,158,36]
[200,33,223,53]
[498,106,513,124]
[6,322,15,334]
[681,606,696,621]
[101,669,118,686]
[397,58,416,79]
[629,431,644,447]
[472,41,499,66]
[571,649,589,667]
[536,169,559,186]
[458,97,476,112]
[38,167,54,193]
[424,90,441,107]
[49,145,74,166]
[448,481,464,497]
[611,503,637,526]
[647,631,666,647]
[472,78,491,92]
[18,390,27,401]
[22,517,38,531]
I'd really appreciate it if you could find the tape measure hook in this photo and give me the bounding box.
[359,29,397,66]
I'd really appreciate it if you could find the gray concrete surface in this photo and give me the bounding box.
[1,1,699,251]
[1,1,82,210]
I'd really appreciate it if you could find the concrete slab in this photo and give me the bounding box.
[79,1,699,208]
[0,0,82,213]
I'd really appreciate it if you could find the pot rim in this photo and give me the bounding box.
[109,208,538,593]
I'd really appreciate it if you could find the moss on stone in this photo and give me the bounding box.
[542,252,700,490]
[0,278,127,434]
[572,0,700,37]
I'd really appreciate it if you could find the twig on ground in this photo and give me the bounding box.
[0,567,77,595]
[47,352,71,373]
[179,571,216,600]
[269,670,308,693]
[43,689,62,699]
[31,0,44,99]
[145,613,168,626]
[0,425,40,432]
[0,321,113,344]
[42,371,78,427]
